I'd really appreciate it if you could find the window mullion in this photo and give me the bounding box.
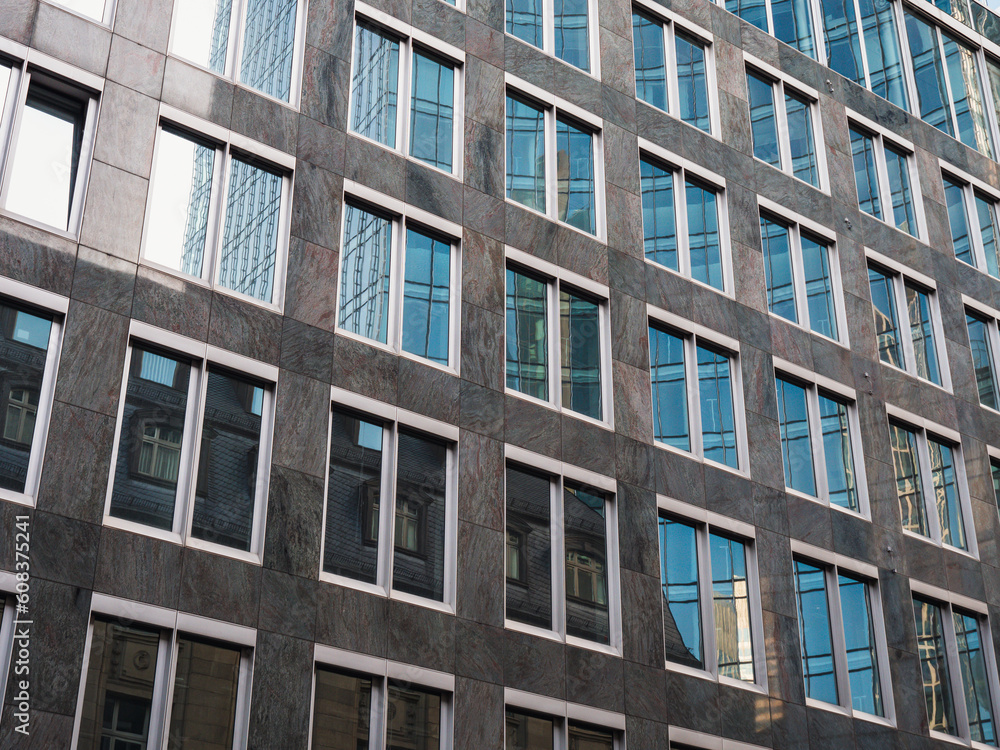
[157,630,181,750]
[699,525,717,677]
[676,169,690,277]
[544,0,555,56]
[916,431,943,543]
[551,476,566,637]
[894,277,915,374]
[232,648,253,749]
[943,606,973,740]
[371,677,386,750]
[968,184,990,272]
[0,66,30,214]
[228,0,247,83]
[936,31,961,139]
[809,0,827,68]
[896,5,919,114]
[380,422,399,592]
[989,320,1000,384]
[775,82,793,174]
[686,337,702,456]
[0,65,23,187]
[550,280,561,408]
[173,364,203,538]
[181,362,211,541]
[398,41,412,154]
[873,137,892,221]
[976,47,1000,155]
[666,25,680,118]
[547,108,557,220]
[789,225,809,329]
[205,146,229,285]
[249,388,275,553]
[22,318,62,495]
[388,218,404,351]
[854,0,872,87]
[806,387,829,501]
[826,566,852,710]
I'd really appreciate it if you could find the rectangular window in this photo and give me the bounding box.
[640,150,728,291]
[888,418,972,552]
[746,68,820,187]
[505,706,618,748]
[322,397,456,607]
[726,0,816,58]
[76,616,252,750]
[0,62,98,234]
[658,511,763,686]
[867,262,944,386]
[913,596,1000,744]
[506,88,602,236]
[944,174,1000,279]
[632,11,713,133]
[774,373,863,513]
[106,338,274,557]
[169,0,303,103]
[349,19,462,175]
[336,199,459,369]
[792,557,889,718]
[505,460,619,648]
[505,259,609,422]
[142,122,290,307]
[849,123,919,236]
[507,0,596,73]
[649,322,742,470]
[966,310,1000,411]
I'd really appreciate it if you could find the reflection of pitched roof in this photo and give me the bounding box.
[662,588,701,668]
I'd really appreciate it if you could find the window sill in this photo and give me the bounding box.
[505,619,621,656]
[103,516,265,564]
[0,207,79,244]
[335,328,459,377]
[504,387,613,431]
[139,257,284,315]
[652,439,748,479]
[165,53,301,112]
[0,488,34,508]
[346,131,463,183]
[643,256,732,300]
[390,589,455,615]
[504,196,605,244]
[900,528,978,561]
[664,660,766,693]
[784,486,869,521]
[878,359,951,395]
[805,697,894,727]
[753,155,828,196]
[503,32,601,83]
[767,310,850,351]
[636,97,718,142]
[319,571,456,613]
[858,207,920,242]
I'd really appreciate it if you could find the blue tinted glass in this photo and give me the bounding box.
[11,311,51,350]
[507,96,546,213]
[351,23,399,146]
[967,314,998,409]
[560,290,602,419]
[794,561,838,704]
[890,422,927,536]
[138,351,178,386]
[239,0,298,102]
[641,158,677,270]
[507,0,543,48]
[818,394,858,511]
[402,229,451,364]
[838,575,883,716]
[942,34,993,157]
[975,193,1000,277]
[859,0,908,108]
[786,92,818,186]
[507,269,548,400]
[698,346,737,469]
[867,266,902,368]
[409,52,454,172]
[944,178,974,266]
[954,612,996,744]
[913,599,957,735]
[929,440,966,550]
[686,180,722,290]
[747,73,780,167]
[884,145,916,235]
[554,0,590,71]
[556,118,595,234]
[649,326,688,451]
[801,235,837,339]
[905,285,940,384]
[905,13,954,136]
[633,13,667,110]
[760,217,797,323]
[850,128,881,220]
[776,378,816,496]
[727,0,768,31]
[710,534,754,681]
[772,0,816,57]
[659,517,703,669]
[676,34,710,132]
[339,204,392,343]
[218,158,281,303]
[822,0,864,84]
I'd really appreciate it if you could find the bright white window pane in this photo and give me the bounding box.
[49,0,108,21]
[171,0,233,75]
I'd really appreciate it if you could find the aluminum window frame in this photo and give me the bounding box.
[668,726,770,749]
[505,0,601,77]
[942,164,1000,281]
[102,320,278,564]
[504,688,626,749]
[964,296,1000,415]
[42,0,117,25]
[0,571,20,715]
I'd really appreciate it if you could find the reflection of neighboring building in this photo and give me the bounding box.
[0,310,47,493]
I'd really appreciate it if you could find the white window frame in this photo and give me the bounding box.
[319,386,459,614]
[0,39,102,239]
[0,570,20,713]
[757,196,849,347]
[988,445,1000,518]
[42,0,117,25]
[347,4,466,179]
[167,0,308,109]
[909,578,1000,749]
[505,0,601,78]
[647,305,750,475]
[669,726,771,749]
[632,0,720,138]
[504,74,606,241]
[942,163,1000,280]
[638,139,733,296]
[102,320,278,563]
[865,247,951,391]
[503,444,623,656]
[743,54,828,191]
[0,277,66,507]
[790,539,895,726]
[773,357,870,517]
[885,403,978,558]
[846,110,926,239]
[334,181,463,374]
[309,645,455,750]
[656,495,768,693]
[504,246,613,427]
[504,688,626,748]
[964,295,1000,415]
[70,594,255,750]
[140,104,293,313]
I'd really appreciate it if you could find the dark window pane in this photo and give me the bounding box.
[976,193,1000,277]
[906,13,954,136]
[560,289,602,419]
[564,485,609,643]
[505,709,553,750]
[311,668,372,750]
[794,560,838,704]
[906,284,940,384]
[507,0,544,49]
[786,91,818,186]
[169,636,241,750]
[992,459,1000,511]
[633,13,667,110]
[890,422,927,536]
[554,0,590,71]
[944,177,974,266]
[659,516,703,669]
[506,96,546,213]
[556,118,595,234]
[727,0,768,31]
[401,229,451,365]
[868,266,903,368]
[710,533,754,681]
[747,73,780,167]
[929,439,966,550]
[884,144,916,235]
[967,314,998,409]
[568,722,614,749]
[351,23,399,147]
[339,204,392,344]
[776,377,816,496]
[954,611,996,744]
[850,127,881,220]
[686,179,722,290]
[506,466,552,630]
[649,326,689,451]
[506,269,549,400]
[818,393,859,512]
[822,0,864,85]
[761,217,797,323]
[640,158,677,270]
[697,347,737,469]
[839,574,883,715]
[772,0,816,57]
[239,0,298,102]
[801,234,838,339]
[409,52,455,172]
[913,598,957,735]
[859,0,908,108]
[387,683,440,750]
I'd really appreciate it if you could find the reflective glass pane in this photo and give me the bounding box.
[507,96,546,212]
[686,180,722,290]
[239,0,298,102]
[506,467,552,630]
[942,34,992,157]
[776,377,816,496]
[954,612,996,744]
[564,485,609,643]
[906,13,954,136]
[760,218,796,323]
[640,158,677,270]
[560,289,602,419]
[698,346,737,469]
[507,269,548,400]
[772,0,816,57]
[944,177,974,266]
[402,229,451,365]
[868,266,903,368]
[110,348,191,530]
[392,430,447,601]
[838,575,883,716]
[794,560,838,704]
[633,13,667,110]
[727,0,768,30]
[913,598,957,735]
[218,157,282,303]
[171,0,232,74]
[169,637,241,750]
[884,144,916,235]
[0,303,51,493]
[676,34,710,132]
[311,668,372,750]
[929,439,966,550]
[556,118,595,234]
[967,314,999,410]
[850,127,881,220]
[323,408,383,584]
[822,0,864,84]
[786,91,818,186]
[649,326,688,451]
[339,204,392,344]
[890,422,927,535]
[554,0,590,71]
[190,371,264,551]
[6,85,86,231]
[975,193,1000,278]
[905,284,940,384]
[747,73,780,167]
[992,459,1000,511]
[351,23,399,147]
[859,0,908,108]
[801,234,838,339]
[505,709,553,750]
[386,683,440,750]
[568,722,614,749]
[409,52,454,172]
[507,0,544,48]
[710,533,754,681]
[659,516,702,669]
[818,393,859,512]
[144,129,215,279]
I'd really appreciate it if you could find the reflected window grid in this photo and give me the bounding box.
[507,0,594,73]
[849,124,920,237]
[727,0,817,57]
[746,69,820,187]
[945,175,1000,280]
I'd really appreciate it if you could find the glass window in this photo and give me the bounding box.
[759,215,840,340]
[505,464,617,646]
[944,175,1000,279]
[322,405,454,604]
[649,324,740,469]
[967,312,1000,411]
[640,154,726,291]
[889,420,971,551]
[108,344,272,554]
[992,458,1000,513]
[746,70,820,186]
[506,265,607,421]
[505,708,617,749]
[793,559,886,716]
[632,11,712,133]
[170,0,301,103]
[658,515,758,683]
[849,125,919,236]
[508,0,594,73]
[143,125,286,306]
[337,202,456,367]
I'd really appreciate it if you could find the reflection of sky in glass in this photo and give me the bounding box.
[12,311,51,350]
[172,0,232,74]
[50,0,107,20]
